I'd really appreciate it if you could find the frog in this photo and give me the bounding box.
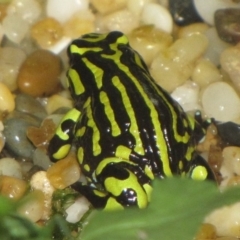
[48,31,215,210]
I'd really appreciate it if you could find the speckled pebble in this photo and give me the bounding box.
[3,113,41,159]
[17,49,62,97]
[15,93,47,120]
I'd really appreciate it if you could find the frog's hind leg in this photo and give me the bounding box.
[188,154,216,181]
[72,157,152,210]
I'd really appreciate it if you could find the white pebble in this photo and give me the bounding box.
[30,171,55,220]
[0,158,22,179]
[171,81,201,112]
[193,0,240,25]
[204,28,231,66]
[0,82,15,112]
[47,36,72,55]
[2,14,30,44]
[141,3,173,33]
[99,9,139,34]
[66,197,90,223]
[127,0,155,16]
[7,0,41,24]
[47,0,89,23]
[201,82,240,122]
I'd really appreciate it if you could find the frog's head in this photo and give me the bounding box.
[68,31,129,57]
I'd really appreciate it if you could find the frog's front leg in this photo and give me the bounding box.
[188,154,216,181]
[73,158,153,210]
[48,108,81,161]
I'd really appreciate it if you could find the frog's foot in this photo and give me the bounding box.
[188,154,216,181]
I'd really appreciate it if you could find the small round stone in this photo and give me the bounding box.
[0,82,15,112]
[31,17,63,49]
[91,0,127,14]
[17,49,62,97]
[201,82,240,122]
[215,8,240,44]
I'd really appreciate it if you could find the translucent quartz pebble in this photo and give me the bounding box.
[30,171,55,220]
[0,158,22,179]
[215,8,240,44]
[31,17,63,49]
[33,148,52,170]
[2,14,29,43]
[17,190,45,222]
[127,25,173,66]
[193,0,240,25]
[150,33,208,92]
[127,0,155,16]
[0,175,28,200]
[99,9,139,34]
[169,0,202,26]
[191,58,222,88]
[15,93,47,120]
[201,82,240,122]
[91,0,127,14]
[7,0,41,24]
[0,82,15,112]
[66,197,90,223]
[46,0,89,23]
[204,27,231,66]
[141,3,173,33]
[0,47,26,91]
[220,44,240,92]
[171,81,200,112]
[205,202,240,238]
[178,22,209,38]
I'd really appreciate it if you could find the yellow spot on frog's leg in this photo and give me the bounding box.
[115,145,131,159]
[77,147,84,164]
[143,183,153,202]
[53,144,71,160]
[105,198,124,211]
[76,126,86,137]
[178,160,183,170]
[67,68,85,95]
[191,166,208,180]
[144,165,154,180]
[84,164,90,172]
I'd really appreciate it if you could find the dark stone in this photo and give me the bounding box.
[168,0,203,26]
[215,8,240,44]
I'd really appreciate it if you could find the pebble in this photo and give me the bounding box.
[91,0,127,14]
[98,9,139,34]
[0,82,15,112]
[195,223,217,240]
[30,171,55,220]
[65,196,90,223]
[178,22,209,38]
[127,0,155,16]
[0,47,26,91]
[7,0,41,24]
[0,175,28,200]
[31,17,63,49]
[201,82,240,122]
[216,122,240,146]
[150,33,208,92]
[215,8,240,44]
[0,3,8,22]
[47,153,81,189]
[169,0,202,26]
[204,27,231,66]
[32,148,52,170]
[63,10,95,39]
[193,0,240,25]
[46,0,89,23]
[141,3,173,33]
[17,49,62,97]
[191,58,222,88]
[45,94,73,115]
[220,44,240,93]
[15,93,47,120]
[3,113,40,159]
[171,81,200,112]
[17,190,45,222]
[128,25,173,66]
[0,157,22,179]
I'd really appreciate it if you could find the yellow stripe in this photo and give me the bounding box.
[77,147,84,164]
[75,126,86,137]
[115,145,131,160]
[112,76,144,155]
[99,91,121,136]
[67,68,85,95]
[70,44,102,55]
[104,48,172,176]
[85,98,101,156]
[82,57,104,89]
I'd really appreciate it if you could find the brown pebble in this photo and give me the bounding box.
[17,50,62,97]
